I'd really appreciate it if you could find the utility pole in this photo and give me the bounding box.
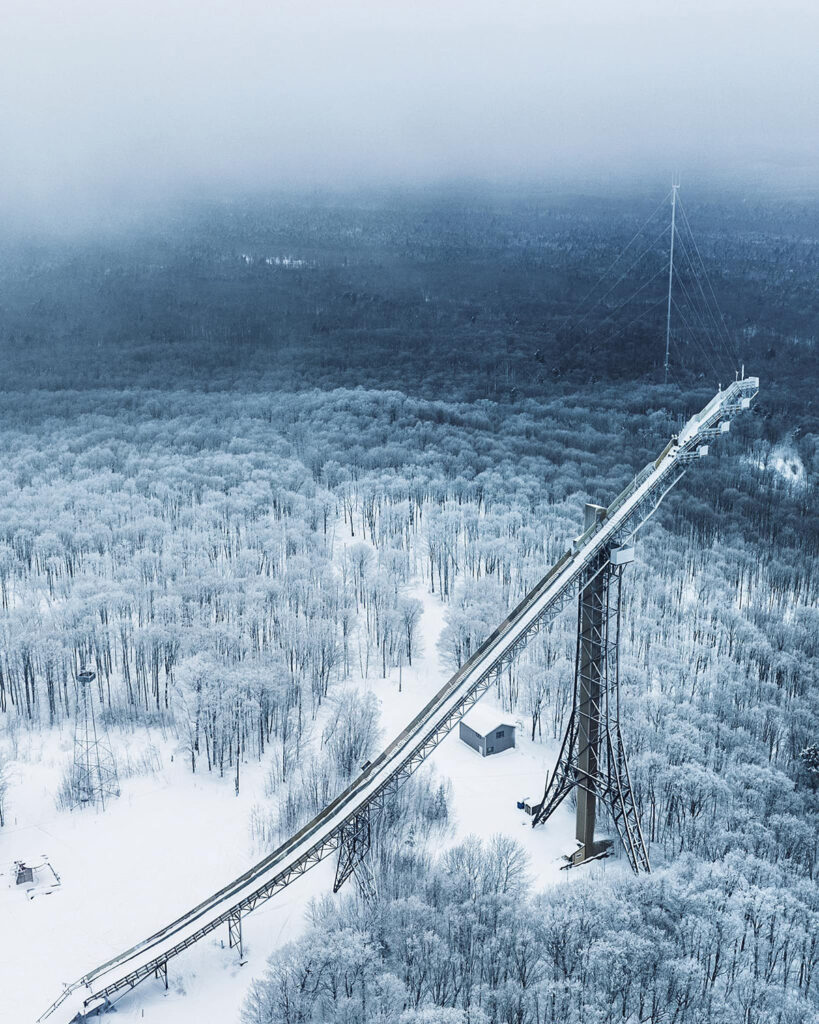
[664,179,680,385]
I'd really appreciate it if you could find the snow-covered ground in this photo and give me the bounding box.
[0,586,591,1024]
[749,444,807,488]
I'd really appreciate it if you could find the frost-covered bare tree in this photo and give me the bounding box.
[322,687,380,781]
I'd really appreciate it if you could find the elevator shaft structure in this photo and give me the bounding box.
[531,538,650,872]
[575,509,609,858]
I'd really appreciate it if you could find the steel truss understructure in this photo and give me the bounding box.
[38,377,759,1024]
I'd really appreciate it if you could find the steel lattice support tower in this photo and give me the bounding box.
[532,516,649,873]
[333,803,372,893]
[70,669,120,811]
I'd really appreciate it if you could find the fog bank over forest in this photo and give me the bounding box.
[2,0,818,229]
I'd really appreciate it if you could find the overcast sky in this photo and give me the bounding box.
[1,0,816,219]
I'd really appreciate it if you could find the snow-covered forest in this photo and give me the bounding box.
[0,191,817,1024]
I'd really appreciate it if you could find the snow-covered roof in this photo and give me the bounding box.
[461,705,515,737]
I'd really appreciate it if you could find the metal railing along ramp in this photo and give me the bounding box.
[38,378,759,1023]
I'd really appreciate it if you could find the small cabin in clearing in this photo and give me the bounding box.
[459,707,515,757]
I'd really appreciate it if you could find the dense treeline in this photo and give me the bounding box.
[243,821,819,1024]
[0,383,646,764]
[0,381,815,875]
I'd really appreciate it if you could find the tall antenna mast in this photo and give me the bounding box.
[664,177,680,385]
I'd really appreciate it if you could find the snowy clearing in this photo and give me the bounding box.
[1,586,588,1024]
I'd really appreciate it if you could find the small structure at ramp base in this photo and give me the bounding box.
[459,707,516,757]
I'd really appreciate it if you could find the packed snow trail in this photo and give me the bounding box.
[38,377,759,1023]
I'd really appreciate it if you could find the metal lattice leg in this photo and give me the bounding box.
[606,725,650,872]
[228,910,243,959]
[532,707,579,825]
[154,960,168,990]
[334,806,371,893]
[353,853,378,904]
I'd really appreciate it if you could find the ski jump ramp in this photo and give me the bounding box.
[38,377,759,1023]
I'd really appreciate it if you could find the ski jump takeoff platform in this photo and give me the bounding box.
[38,377,759,1023]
